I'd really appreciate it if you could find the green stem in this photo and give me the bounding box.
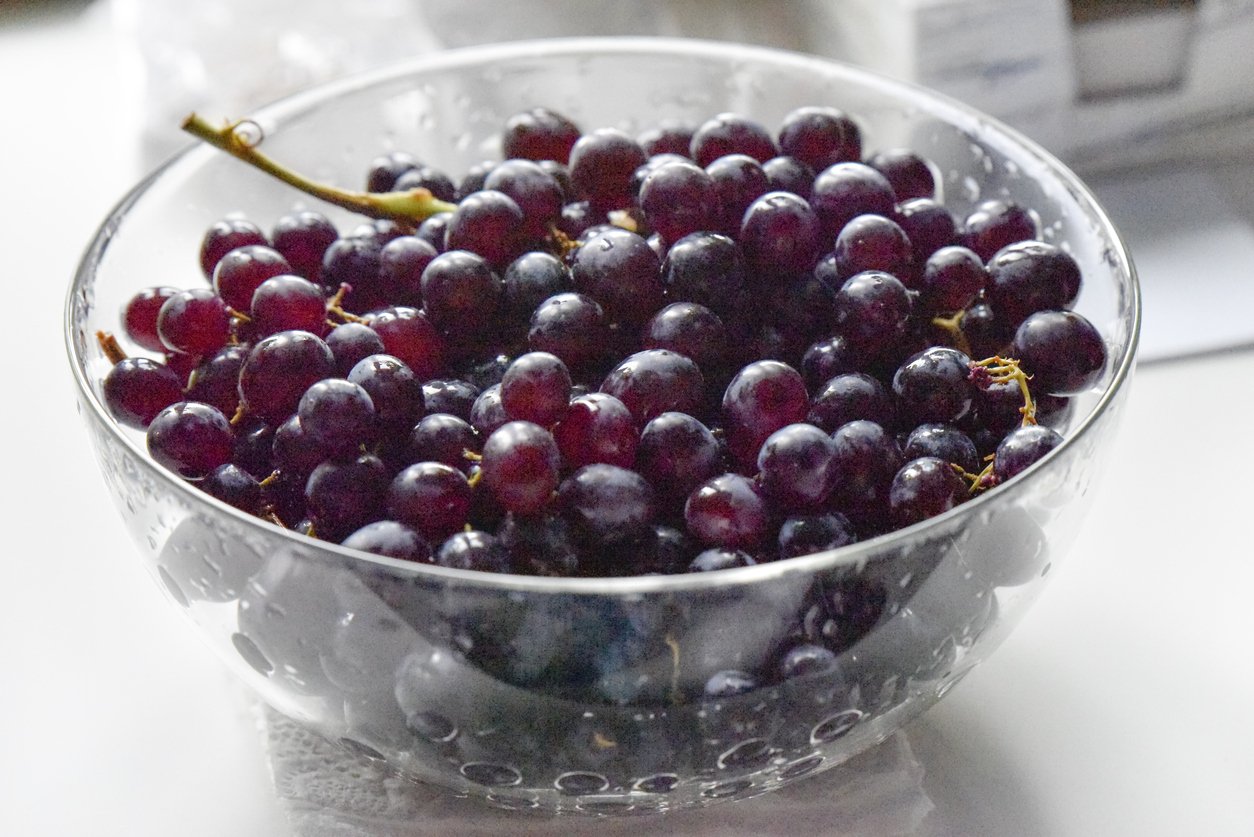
[181,113,458,223]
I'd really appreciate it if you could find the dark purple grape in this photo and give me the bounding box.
[456,161,495,201]
[103,356,185,429]
[146,401,234,479]
[895,197,959,262]
[569,128,648,211]
[831,214,913,281]
[828,420,903,525]
[892,346,975,425]
[660,232,748,318]
[691,112,779,167]
[479,421,561,515]
[917,245,987,314]
[600,349,705,426]
[297,377,377,458]
[211,244,292,313]
[468,383,509,437]
[721,359,808,470]
[638,120,695,157]
[436,530,512,573]
[304,452,389,542]
[705,153,770,237]
[500,351,572,426]
[960,301,1012,358]
[637,159,718,243]
[199,218,267,279]
[249,274,327,338]
[414,212,452,252]
[237,329,335,424]
[122,286,180,353]
[777,512,857,559]
[570,226,664,326]
[325,321,385,377]
[408,412,480,471]
[377,235,439,308]
[688,548,756,572]
[502,252,572,323]
[366,150,419,192]
[231,417,274,479]
[157,288,231,356]
[684,473,769,549]
[756,423,838,511]
[495,513,582,576]
[367,306,445,381]
[778,106,861,171]
[634,411,724,510]
[738,191,823,277]
[832,270,913,353]
[443,190,525,270]
[762,155,815,199]
[552,392,638,470]
[1011,310,1107,395]
[800,335,863,392]
[962,199,1039,261]
[902,423,980,474]
[202,462,263,513]
[320,234,384,313]
[501,107,581,164]
[641,302,727,371]
[345,353,423,434]
[558,464,656,544]
[271,414,329,481]
[993,424,1064,482]
[341,520,432,562]
[985,240,1083,329]
[889,456,967,527]
[811,162,897,240]
[270,210,338,281]
[555,200,600,240]
[185,344,248,418]
[388,461,473,540]
[807,371,896,433]
[867,148,935,200]
[527,292,608,373]
[484,159,565,241]
[420,378,479,421]
[394,164,457,203]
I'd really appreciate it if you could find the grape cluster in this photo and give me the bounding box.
[101,105,1106,578]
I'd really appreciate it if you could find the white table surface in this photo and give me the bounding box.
[4,6,1253,836]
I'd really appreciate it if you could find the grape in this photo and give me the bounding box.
[867,148,936,201]
[738,191,823,277]
[721,359,808,470]
[237,329,336,424]
[889,456,967,527]
[407,412,480,471]
[569,128,648,212]
[146,401,234,479]
[199,217,268,279]
[185,344,248,418]
[832,271,912,354]
[297,378,377,458]
[103,357,185,429]
[212,244,292,312]
[892,346,975,426]
[552,392,638,470]
[366,150,420,192]
[902,423,981,474]
[394,164,457,203]
[557,464,656,545]
[691,112,779,167]
[689,548,756,572]
[527,292,608,373]
[388,461,473,540]
[341,520,431,562]
[367,306,445,381]
[271,210,338,281]
[962,199,1039,261]
[444,190,526,269]
[320,234,384,313]
[916,245,987,314]
[800,335,863,392]
[777,513,857,560]
[377,235,438,308]
[202,462,263,514]
[828,420,903,526]
[807,371,896,433]
[638,120,694,157]
[501,107,581,164]
[986,240,1083,329]
[811,162,897,240]
[993,424,1064,482]
[468,383,509,437]
[894,197,958,262]
[325,321,385,377]
[157,288,231,356]
[484,159,567,242]
[420,378,479,421]
[831,214,913,282]
[641,302,727,371]
[705,153,770,237]
[684,473,769,550]
[1011,310,1107,395]
[479,421,561,516]
[756,423,838,511]
[304,452,389,542]
[778,106,861,170]
[502,251,572,325]
[122,286,180,352]
[762,155,815,199]
[500,351,572,426]
[635,411,724,511]
[570,226,664,326]
[660,232,748,318]
[600,349,705,426]
[249,274,327,337]
[414,212,452,252]
[435,530,512,573]
[638,159,718,243]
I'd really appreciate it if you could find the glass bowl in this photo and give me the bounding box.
[65,37,1139,814]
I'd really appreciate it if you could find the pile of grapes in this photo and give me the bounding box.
[100,105,1106,578]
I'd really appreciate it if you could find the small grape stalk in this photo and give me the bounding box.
[181,113,458,225]
[960,355,1037,492]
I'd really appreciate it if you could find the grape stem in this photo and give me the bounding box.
[95,331,127,365]
[181,113,458,223]
[970,355,1037,426]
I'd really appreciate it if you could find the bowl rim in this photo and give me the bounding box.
[65,35,1141,595]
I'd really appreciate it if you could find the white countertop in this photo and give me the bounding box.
[4,6,1253,836]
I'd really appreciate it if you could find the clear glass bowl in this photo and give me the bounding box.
[65,38,1139,814]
